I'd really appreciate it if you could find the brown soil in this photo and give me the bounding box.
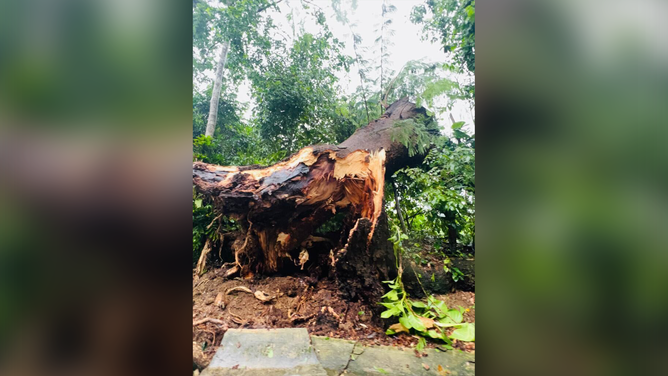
[193,267,475,368]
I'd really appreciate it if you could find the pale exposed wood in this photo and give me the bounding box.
[195,239,212,276]
[193,317,224,326]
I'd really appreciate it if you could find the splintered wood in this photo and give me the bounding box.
[193,148,386,277]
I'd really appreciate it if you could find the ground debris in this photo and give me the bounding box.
[226,286,253,295]
[192,272,475,369]
[254,290,275,303]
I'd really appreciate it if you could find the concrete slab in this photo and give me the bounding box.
[201,329,326,376]
[345,346,475,376]
[311,336,356,376]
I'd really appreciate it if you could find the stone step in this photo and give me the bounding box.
[200,330,475,376]
[201,328,327,376]
[311,336,475,376]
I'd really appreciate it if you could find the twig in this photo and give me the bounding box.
[410,261,430,298]
[193,318,225,326]
[228,308,247,326]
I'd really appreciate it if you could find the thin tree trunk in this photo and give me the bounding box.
[380,0,386,112]
[204,40,230,138]
[349,26,370,123]
[392,180,408,234]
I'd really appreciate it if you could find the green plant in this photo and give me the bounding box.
[193,190,239,267]
[444,257,465,283]
[390,115,439,157]
[389,125,475,250]
[380,225,474,348]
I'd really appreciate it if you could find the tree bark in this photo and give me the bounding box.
[193,98,431,302]
[204,40,230,138]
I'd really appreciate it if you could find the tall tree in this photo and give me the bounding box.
[205,41,231,137]
[411,0,475,74]
[194,0,283,138]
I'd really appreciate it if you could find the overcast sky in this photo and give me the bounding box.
[203,0,474,133]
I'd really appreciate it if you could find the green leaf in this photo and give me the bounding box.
[400,314,426,332]
[383,290,399,301]
[381,308,399,319]
[453,129,468,139]
[374,367,389,374]
[411,300,428,309]
[450,323,475,342]
[451,121,465,130]
[426,329,441,339]
[416,337,426,352]
[446,309,463,323]
[432,300,448,318]
[194,199,202,208]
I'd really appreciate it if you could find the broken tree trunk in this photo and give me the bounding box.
[193,98,431,302]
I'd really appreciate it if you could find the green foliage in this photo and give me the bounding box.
[411,0,475,74]
[193,189,239,267]
[381,226,475,345]
[192,192,217,267]
[315,212,346,235]
[390,115,439,157]
[251,32,349,153]
[444,257,465,282]
[389,123,475,250]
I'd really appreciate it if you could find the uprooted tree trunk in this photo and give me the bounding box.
[193,98,431,303]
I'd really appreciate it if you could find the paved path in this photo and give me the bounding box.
[200,329,475,376]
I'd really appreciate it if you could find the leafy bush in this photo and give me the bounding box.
[389,123,475,251]
[381,225,475,348]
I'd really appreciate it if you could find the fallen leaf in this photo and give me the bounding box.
[422,363,430,370]
[419,316,435,329]
[437,364,450,375]
[213,292,225,308]
[231,364,239,370]
[254,290,274,302]
[389,323,409,333]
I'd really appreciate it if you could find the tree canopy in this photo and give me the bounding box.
[193,0,475,260]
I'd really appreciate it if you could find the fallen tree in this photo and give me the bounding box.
[193,98,435,302]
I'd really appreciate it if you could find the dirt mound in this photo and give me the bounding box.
[193,269,474,368]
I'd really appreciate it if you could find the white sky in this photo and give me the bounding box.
[201,0,475,134]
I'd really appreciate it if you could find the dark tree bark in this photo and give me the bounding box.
[193,98,430,302]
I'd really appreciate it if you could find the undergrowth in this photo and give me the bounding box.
[381,225,475,350]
